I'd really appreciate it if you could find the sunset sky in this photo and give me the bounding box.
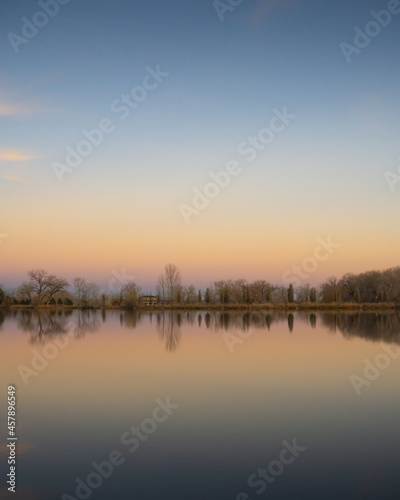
[1,0,399,291]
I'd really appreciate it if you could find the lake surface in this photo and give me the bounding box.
[1,309,400,500]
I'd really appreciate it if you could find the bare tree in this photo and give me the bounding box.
[159,264,182,304]
[156,275,166,302]
[273,286,288,304]
[27,270,50,304]
[86,283,100,308]
[121,281,142,308]
[28,269,69,305]
[319,276,341,303]
[296,284,312,303]
[73,277,88,306]
[46,275,69,303]
[249,280,273,303]
[183,285,196,304]
[16,282,35,303]
[72,277,99,308]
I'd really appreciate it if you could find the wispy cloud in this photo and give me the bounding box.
[0,93,52,116]
[0,149,35,162]
[0,149,36,182]
[0,100,32,116]
[0,172,27,182]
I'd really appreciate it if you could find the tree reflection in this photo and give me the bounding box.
[0,309,5,330]
[320,312,400,344]
[17,310,70,344]
[156,312,181,352]
[74,310,100,337]
[14,309,101,343]
[7,308,400,349]
[205,313,211,329]
[120,311,140,329]
[288,313,294,333]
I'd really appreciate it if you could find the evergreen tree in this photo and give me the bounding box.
[288,284,294,303]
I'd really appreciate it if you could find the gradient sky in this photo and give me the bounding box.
[1,0,399,291]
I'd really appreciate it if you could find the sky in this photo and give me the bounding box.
[1,0,399,291]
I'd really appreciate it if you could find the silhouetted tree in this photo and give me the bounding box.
[287,284,294,303]
[28,269,69,305]
[157,264,182,304]
[121,281,141,308]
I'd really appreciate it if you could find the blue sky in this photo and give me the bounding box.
[1,0,400,288]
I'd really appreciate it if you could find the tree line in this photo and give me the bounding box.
[0,264,399,308]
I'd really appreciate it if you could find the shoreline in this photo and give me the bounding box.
[2,302,400,312]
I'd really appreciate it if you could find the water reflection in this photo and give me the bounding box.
[119,310,140,329]
[288,313,294,333]
[74,309,99,337]
[16,309,70,344]
[0,309,5,330]
[2,309,400,349]
[319,311,400,343]
[156,311,182,352]
[4,309,100,344]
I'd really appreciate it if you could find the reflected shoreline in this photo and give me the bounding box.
[2,301,400,312]
[1,309,399,352]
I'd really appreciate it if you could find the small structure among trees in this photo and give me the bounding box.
[140,295,158,307]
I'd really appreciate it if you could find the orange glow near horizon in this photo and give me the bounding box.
[1,178,400,288]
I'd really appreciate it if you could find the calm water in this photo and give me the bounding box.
[1,309,400,500]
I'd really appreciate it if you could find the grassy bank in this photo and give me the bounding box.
[3,302,399,312]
